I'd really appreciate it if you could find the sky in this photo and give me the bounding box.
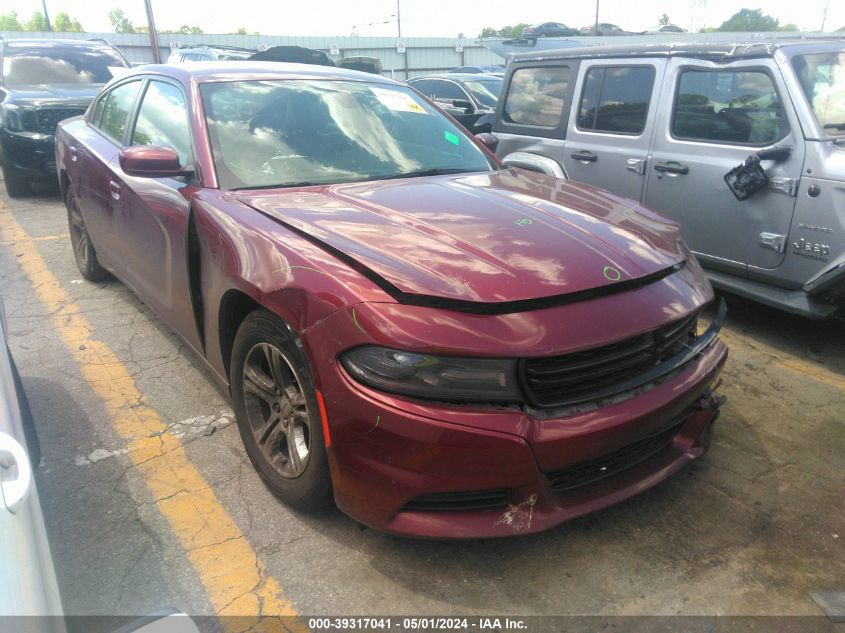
[3,0,843,37]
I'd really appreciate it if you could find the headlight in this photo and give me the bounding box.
[2,104,27,132]
[341,346,522,403]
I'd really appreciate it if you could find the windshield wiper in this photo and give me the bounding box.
[231,181,322,191]
[372,168,478,181]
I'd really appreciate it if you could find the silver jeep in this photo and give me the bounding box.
[492,41,845,318]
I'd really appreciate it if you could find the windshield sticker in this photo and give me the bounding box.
[370,87,427,114]
[444,130,460,145]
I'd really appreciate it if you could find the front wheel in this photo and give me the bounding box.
[230,310,332,511]
[2,164,31,198]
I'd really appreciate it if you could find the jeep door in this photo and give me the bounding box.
[561,59,666,201]
[643,57,804,273]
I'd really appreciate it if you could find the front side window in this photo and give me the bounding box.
[462,79,501,108]
[673,69,788,145]
[200,79,493,190]
[2,45,127,86]
[792,51,845,137]
[430,81,468,102]
[577,66,655,135]
[97,80,142,142]
[502,66,570,127]
[132,81,192,164]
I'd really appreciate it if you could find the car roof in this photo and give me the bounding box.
[511,39,845,63]
[123,61,399,84]
[409,73,502,81]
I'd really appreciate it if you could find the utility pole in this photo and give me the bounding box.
[143,0,162,64]
[594,0,599,34]
[396,0,402,38]
[40,0,52,31]
[820,0,831,31]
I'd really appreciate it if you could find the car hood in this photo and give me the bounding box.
[4,84,102,105]
[236,169,685,307]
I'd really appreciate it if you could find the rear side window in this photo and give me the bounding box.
[97,80,142,142]
[132,81,192,164]
[429,81,468,102]
[502,66,570,127]
[577,66,655,135]
[672,69,788,145]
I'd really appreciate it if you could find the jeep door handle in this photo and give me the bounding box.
[654,161,689,175]
[571,151,598,163]
[109,180,121,200]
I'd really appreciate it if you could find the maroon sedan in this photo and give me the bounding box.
[55,63,727,538]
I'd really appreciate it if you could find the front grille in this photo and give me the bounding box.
[34,108,86,134]
[522,312,698,408]
[403,489,510,512]
[546,421,684,493]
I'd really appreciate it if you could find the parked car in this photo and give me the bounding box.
[0,297,62,626]
[644,24,687,34]
[0,38,130,197]
[337,56,382,74]
[579,23,630,36]
[165,44,255,63]
[249,46,334,66]
[407,73,502,132]
[449,64,505,77]
[56,61,726,538]
[522,22,580,37]
[491,41,845,318]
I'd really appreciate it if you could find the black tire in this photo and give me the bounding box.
[66,187,109,282]
[2,164,31,198]
[230,310,332,511]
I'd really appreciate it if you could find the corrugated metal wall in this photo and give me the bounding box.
[0,31,503,78]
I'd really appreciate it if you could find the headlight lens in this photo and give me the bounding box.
[2,105,28,132]
[341,346,522,403]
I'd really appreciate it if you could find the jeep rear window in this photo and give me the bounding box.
[577,66,655,135]
[672,69,787,145]
[502,67,570,128]
[792,51,845,136]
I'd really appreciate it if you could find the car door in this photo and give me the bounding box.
[109,78,203,351]
[427,79,477,129]
[561,59,666,201]
[643,58,804,272]
[75,79,143,274]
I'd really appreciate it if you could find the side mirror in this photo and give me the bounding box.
[119,146,189,178]
[452,99,474,111]
[475,132,499,152]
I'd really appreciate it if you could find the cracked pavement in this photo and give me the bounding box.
[0,183,843,621]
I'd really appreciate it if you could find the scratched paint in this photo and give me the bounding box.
[495,494,538,532]
[0,203,307,632]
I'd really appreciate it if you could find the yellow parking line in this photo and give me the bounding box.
[721,329,845,392]
[0,202,306,632]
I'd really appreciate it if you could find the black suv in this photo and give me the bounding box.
[0,39,129,197]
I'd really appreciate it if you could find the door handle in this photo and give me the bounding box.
[654,161,689,175]
[0,431,33,514]
[68,145,78,162]
[109,180,121,201]
[570,151,597,163]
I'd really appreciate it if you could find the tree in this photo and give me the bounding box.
[54,12,84,32]
[659,13,671,26]
[836,26,845,32]
[24,10,51,31]
[177,25,203,34]
[236,27,248,34]
[0,11,23,31]
[108,8,135,33]
[716,8,780,32]
[778,23,799,31]
[479,23,529,38]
